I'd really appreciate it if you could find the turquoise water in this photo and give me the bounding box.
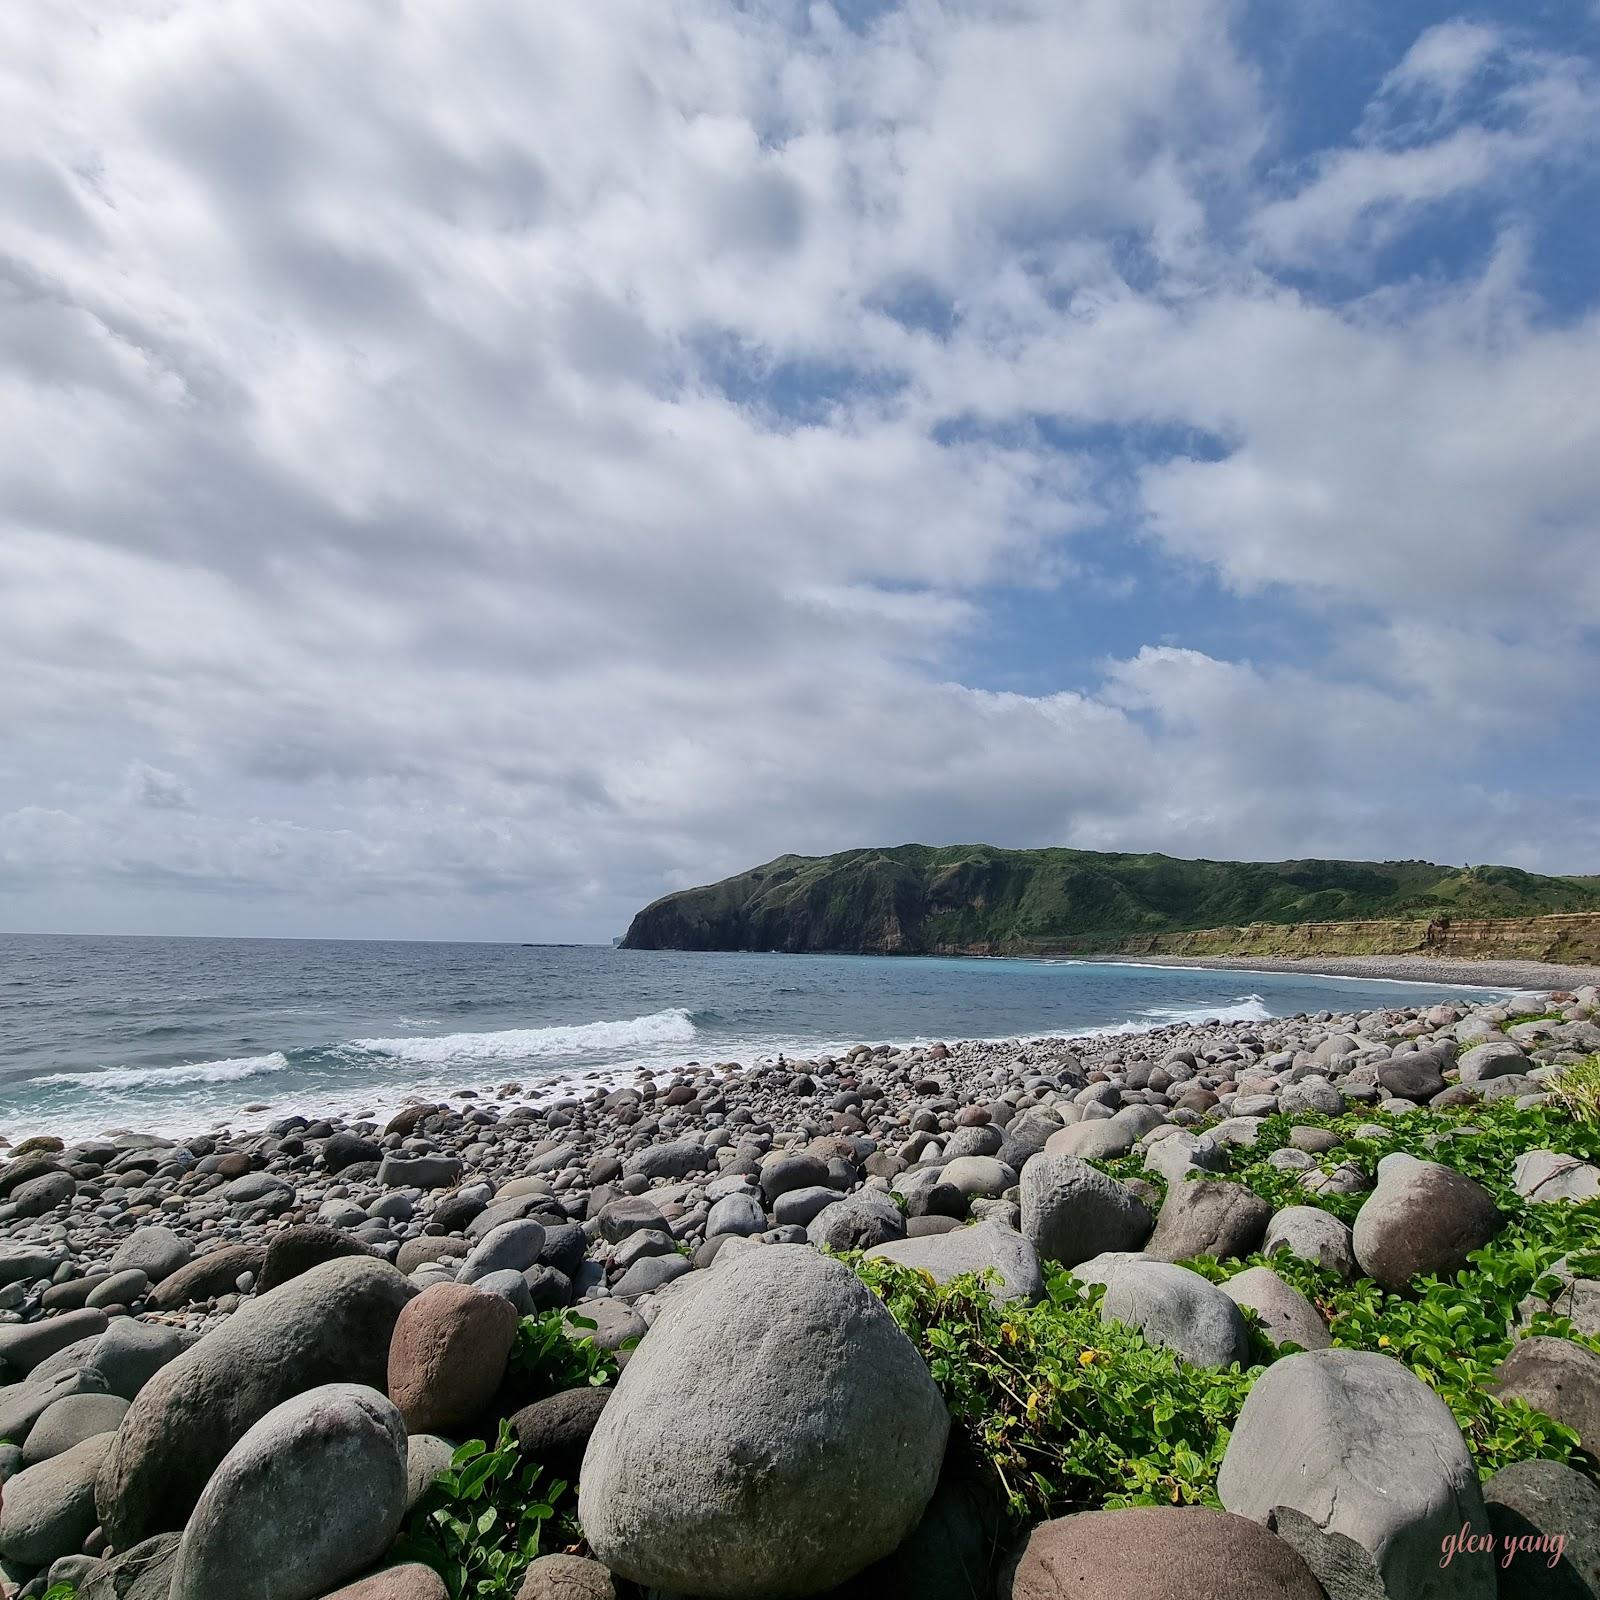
[0,936,1506,1141]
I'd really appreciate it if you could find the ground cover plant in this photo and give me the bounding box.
[853,1084,1600,1527]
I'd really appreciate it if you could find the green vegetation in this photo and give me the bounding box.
[621,844,1600,954]
[392,1422,567,1599]
[1550,1055,1600,1126]
[394,1309,618,1599]
[853,1093,1600,1527]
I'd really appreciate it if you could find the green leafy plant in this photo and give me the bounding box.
[392,1420,566,1599]
[507,1307,619,1400]
[42,1585,78,1600]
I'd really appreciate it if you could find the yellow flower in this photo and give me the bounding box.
[1377,1335,1392,1348]
[1078,1347,1104,1367]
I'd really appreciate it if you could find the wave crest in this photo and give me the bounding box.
[350,1007,697,1065]
[32,1052,293,1091]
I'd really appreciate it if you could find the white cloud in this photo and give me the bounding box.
[0,0,1596,938]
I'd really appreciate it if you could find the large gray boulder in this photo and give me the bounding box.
[806,1190,905,1252]
[1492,1336,1600,1458]
[0,1433,113,1567]
[865,1222,1043,1305]
[109,1226,192,1285]
[1219,1348,1493,1600]
[0,1308,109,1375]
[1098,1262,1251,1369]
[1145,1180,1271,1264]
[1352,1154,1501,1290]
[22,1391,129,1463]
[168,1384,407,1600]
[1482,1458,1600,1600]
[74,1533,181,1600]
[1020,1156,1152,1270]
[579,1245,948,1598]
[96,1255,414,1547]
[1512,1150,1600,1204]
[1220,1266,1330,1352]
[1263,1206,1358,1281]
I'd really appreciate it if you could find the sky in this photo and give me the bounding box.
[1,0,1598,944]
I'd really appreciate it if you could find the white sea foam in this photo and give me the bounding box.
[1133,993,1272,1026]
[350,1007,698,1065]
[31,1051,293,1090]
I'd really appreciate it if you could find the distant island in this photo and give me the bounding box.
[620,845,1600,962]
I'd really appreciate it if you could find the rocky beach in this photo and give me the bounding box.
[0,980,1597,1600]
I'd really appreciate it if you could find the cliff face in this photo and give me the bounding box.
[620,845,1600,955]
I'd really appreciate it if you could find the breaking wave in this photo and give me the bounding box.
[32,1051,293,1090]
[349,1007,698,1065]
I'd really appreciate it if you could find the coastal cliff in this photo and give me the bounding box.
[620,845,1600,958]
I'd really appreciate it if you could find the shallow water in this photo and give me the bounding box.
[0,935,1508,1142]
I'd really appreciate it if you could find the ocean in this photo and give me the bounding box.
[0,935,1510,1143]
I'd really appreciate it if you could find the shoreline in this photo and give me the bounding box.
[1079,951,1600,991]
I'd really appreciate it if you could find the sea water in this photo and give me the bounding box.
[0,935,1508,1142]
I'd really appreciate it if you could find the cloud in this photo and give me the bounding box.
[0,0,1596,939]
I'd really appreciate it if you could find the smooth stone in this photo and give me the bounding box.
[1098,1262,1251,1368]
[168,1384,407,1600]
[866,1222,1044,1306]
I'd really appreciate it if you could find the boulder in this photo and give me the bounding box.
[935,1156,1016,1199]
[109,1226,192,1285]
[258,1225,377,1294]
[865,1222,1043,1306]
[1220,1267,1330,1352]
[322,1132,384,1172]
[1513,1151,1600,1204]
[1020,1156,1152,1270]
[387,1282,519,1434]
[11,1170,75,1216]
[1098,1262,1251,1368]
[1001,1505,1326,1600]
[1145,1180,1271,1264]
[73,1532,181,1600]
[22,1391,130,1463]
[96,1256,414,1547]
[579,1245,948,1598]
[0,1307,109,1375]
[1262,1206,1358,1281]
[1351,1155,1501,1291]
[623,1138,709,1181]
[377,1154,463,1189]
[1492,1336,1600,1458]
[1482,1458,1600,1600]
[509,1385,612,1481]
[1219,1348,1492,1600]
[515,1554,616,1600]
[1375,1056,1447,1103]
[0,1433,113,1567]
[406,1434,456,1511]
[1045,1121,1136,1161]
[806,1190,905,1252]
[705,1192,767,1239]
[319,1565,449,1600]
[168,1384,407,1600]
[457,1220,548,1284]
[146,1245,266,1310]
[1456,1040,1527,1081]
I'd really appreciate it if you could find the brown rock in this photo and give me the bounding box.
[317,1564,450,1600]
[1493,1336,1600,1459]
[257,1225,376,1295]
[146,1245,266,1310]
[1145,1180,1271,1263]
[516,1554,616,1600]
[388,1283,519,1434]
[1002,1506,1325,1600]
[1351,1156,1501,1292]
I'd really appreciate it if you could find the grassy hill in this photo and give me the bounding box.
[620,845,1600,955]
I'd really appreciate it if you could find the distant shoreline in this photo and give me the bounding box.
[1079,951,1600,991]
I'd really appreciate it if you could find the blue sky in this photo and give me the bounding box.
[0,0,1597,940]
